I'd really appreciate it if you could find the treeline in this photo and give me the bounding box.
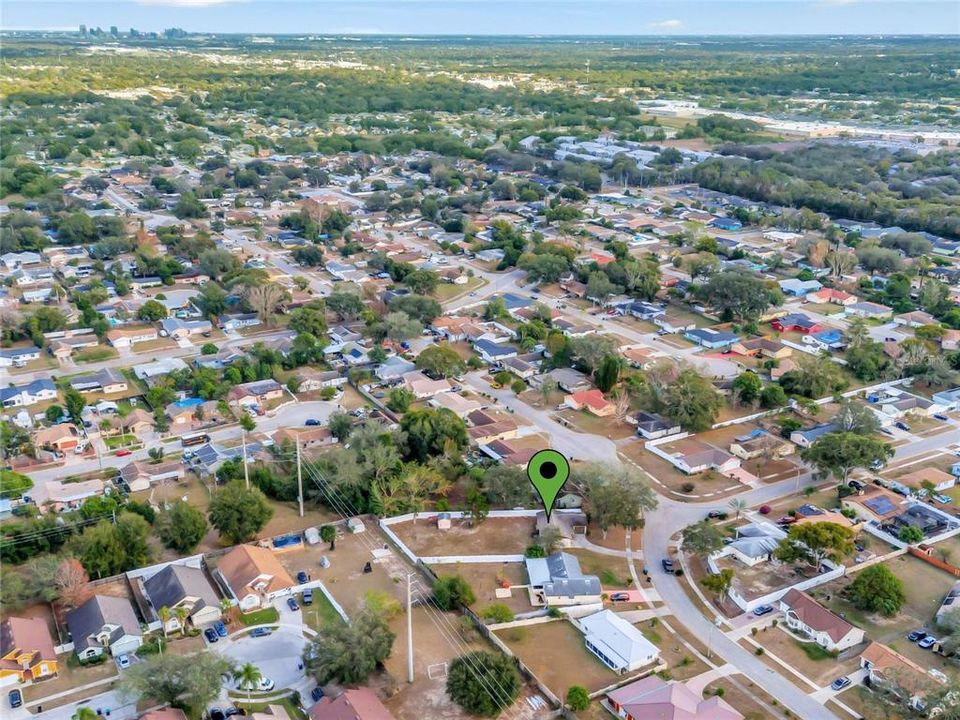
[693,144,960,240]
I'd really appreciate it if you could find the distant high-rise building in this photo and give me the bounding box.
[110,26,118,36]
[79,24,86,35]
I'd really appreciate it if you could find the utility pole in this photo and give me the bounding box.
[406,574,414,683]
[241,427,250,490]
[297,440,304,518]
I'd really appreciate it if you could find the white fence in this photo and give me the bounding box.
[706,555,844,613]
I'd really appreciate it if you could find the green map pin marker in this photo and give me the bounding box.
[527,449,571,522]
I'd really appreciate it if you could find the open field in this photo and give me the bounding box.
[391,516,536,557]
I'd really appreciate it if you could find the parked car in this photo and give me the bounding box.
[287,597,299,611]
[919,636,938,649]
[707,510,724,519]
[204,628,219,643]
[934,414,949,421]
[907,629,928,642]
[224,708,240,717]
[311,687,325,702]
[661,559,674,573]
[214,621,228,637]
[116,449,132,456]
[303,589,313,605]
[210,709,225,720]
[753,605,775,617]
[934,494,952,505]
[830,676,851,691]
[249,627,272,638]
[895,421,911,431]
[305,419,321,426]
[609,592,630,602]
[297,570,309,584]
[258,677,275,692]
[9,689,23,708]
[117,654,131,669]
[848,480,864,491]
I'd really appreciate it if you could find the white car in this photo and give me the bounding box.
[117,654,131,669]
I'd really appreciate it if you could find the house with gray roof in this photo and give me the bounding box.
[142,564,221,633]
[524,552,602,607]
[66,595,143,660]
[0,379,57,408]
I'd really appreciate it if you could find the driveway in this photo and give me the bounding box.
[216,619,308,696]
[30,690,138,720]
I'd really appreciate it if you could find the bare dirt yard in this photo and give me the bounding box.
[391,516,537,557]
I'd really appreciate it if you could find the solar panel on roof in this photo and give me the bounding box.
[864,496,897,515]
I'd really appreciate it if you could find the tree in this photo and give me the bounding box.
[119,651,232,714]
[566,686,590,712]
[898,525,924,544]
[415,345,466,379]
[399,408,468,463]
[244,282,287,326]
[239,413,256,432]
[320,524,336,550]
[304,608,394,685]
[157,501,208,553]
[44,405,64,424]
[326,290,365,321]
[681,521,725,556]
[433,575,476,610]
[774,521,855,569]
[55,558,91,609]
[482,465,531,507]
[701,568,735,606]
[71,513,150,579]
[779,354,848,398]
[728,498,746,520]
[594,355,623,393]
[732,372,762,406]
[208,480,274,544]
[937,607,960,656]
[234,662,262,702]
[801,432,893,482]
[73,708,98,720]
[663,366,723,432]
[386,388,414,413]
[848,564,906,616]
[382,311,422,341]
[573,462,657,539]
[390,295,442,324]
[328,411,353,442]
[289,304,328,338]
[760,383,788,409]
[697,270,781,322]
[137,299,168,322]
[833,399,881,435]
[586,271,619,305]
[446,651,520,717]
[148,447,165,464]
[404,269,439,295]
[370,463,451,517]
[64,387,86,424]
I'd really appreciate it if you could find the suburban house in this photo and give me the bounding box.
[805,288,857,306]
[120,460,185,493]
[563,389,615,417]
[576,610,660,674]
[841,485,905,524]
[66,595,143,660]
[634,411,681,440]
[606,675,743,720]
[803,329,845,352]
[0,346,41,367]
[524,552,602,607]
[779,589,865,652]
[431,316,472,341]
[159,317,213,339]
[296,369,347,393]
[28,478,104,514]
[473,339,519,364]
[69,368,128,394]
[772,313,822,334]
[779,278,823,297]
[219,313,262,331]
[0,379,57,408]
[654,314,696,334]
[895,310,937,328]
[308,688,396,720]
[933,387,960,412]
[216,544,296,611]
[716,522,787,567]
[898,467,956,493]
[789,423,836,449]
[729,337,792,360]
[860,641,939,712]
[272,426,337,452]
[0,616,58,684]
[845,301,893,320]
[658,440,741,476]
[936,581,960,622]
[34,424,81,453]
[166,402,197,426]
[428,392,484,418]
[402,370,453,399]
[684,327,740,349]
[106,326,159,349]
[228,379,284,408]
[142,564,222,633]
[531,367,592,394]
[729,431,794,461]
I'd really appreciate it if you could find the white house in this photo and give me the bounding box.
[779,589,865,652]
[577,610,660,674]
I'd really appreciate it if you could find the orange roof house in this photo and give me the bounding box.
[0,616,58,684]
[563,389,615,417]
[216,544,296,612]
[309,688,395,720]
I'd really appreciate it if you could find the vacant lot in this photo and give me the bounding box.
[751,626,860,687]
[497,620,619,694]
[391,516,536,557]
[566,549,632,590]
[429,561,532,615]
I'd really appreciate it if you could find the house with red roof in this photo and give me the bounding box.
[607,675,743,720]
[563,389,615,417]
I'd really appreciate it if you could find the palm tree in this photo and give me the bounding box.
[234,662,263,702]
[158,606,170,637]
[728,498,747,520]
[173,606,190,636]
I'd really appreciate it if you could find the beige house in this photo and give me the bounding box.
[217,545,295,611]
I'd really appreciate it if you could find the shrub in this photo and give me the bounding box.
[433,575,476,610]
[755,647,765,655]
[714,687,725,697]
[524,544,546,558]
[681,482,696,493]
[479,603,514,624]
[566,686,590,711]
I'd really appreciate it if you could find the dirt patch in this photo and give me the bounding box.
[391,517,536,557]
[429,562,532,615]
[752,626,860,687]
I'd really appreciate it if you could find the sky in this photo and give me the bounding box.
[1,0,958,36]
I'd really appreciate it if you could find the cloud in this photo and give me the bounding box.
[647,19,683,29]
[135,0,247,7]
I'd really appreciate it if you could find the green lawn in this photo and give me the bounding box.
[104,435,141,450]
[74,347,119,363]
[234,696,306,720]
[300,589,344,632]
[239,606,280,626]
